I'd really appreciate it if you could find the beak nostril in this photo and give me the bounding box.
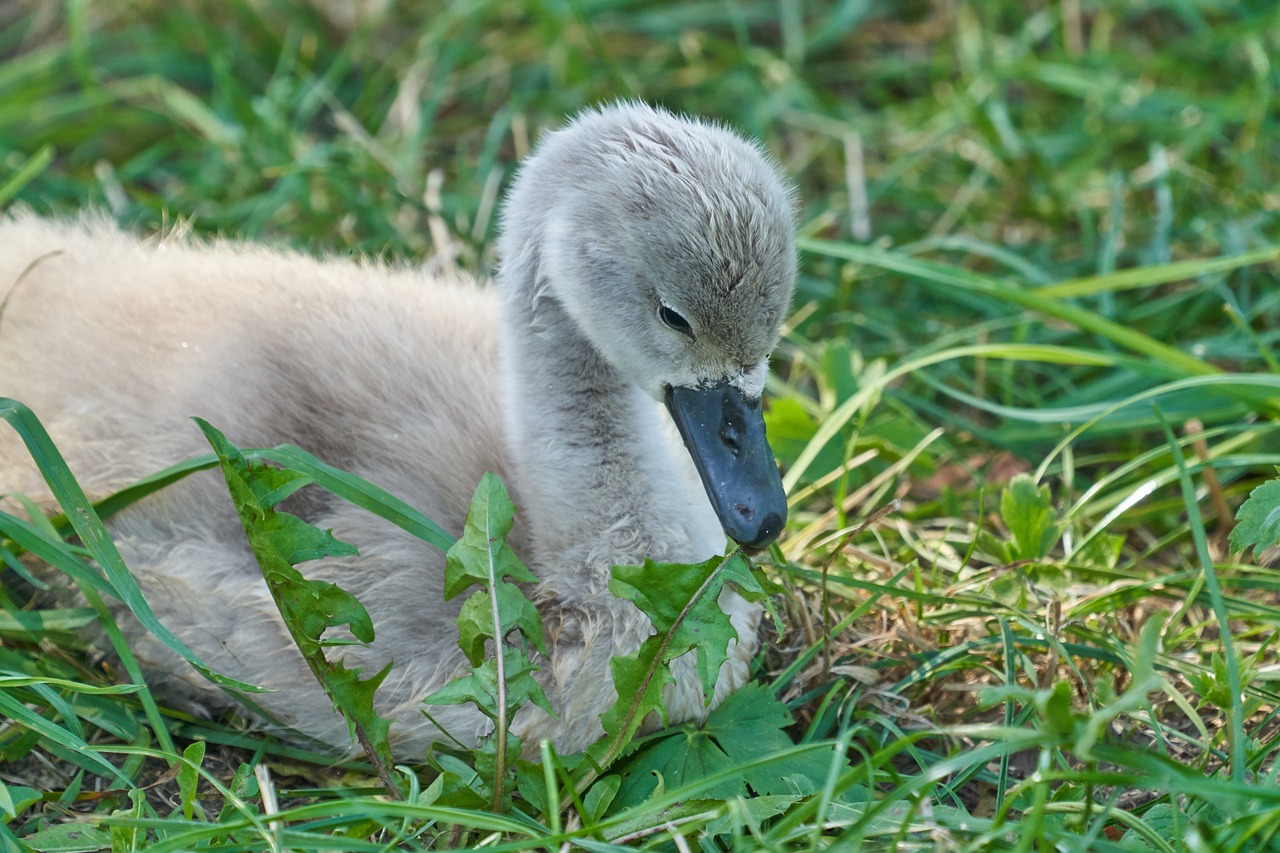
[721,429,742,456]
[734,502,753,520]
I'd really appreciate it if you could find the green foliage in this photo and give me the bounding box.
[609,553,767,701]
[439,473,546,662]
[426,647,549,722]
[198,419,397,791]
[611,682,833,808]
[20,822,111,853]
[1185,652,1238,712]
[424,472,550,811]
[1115,803,1188,852]
[176,741,206,821]
[0,784,41,822]
[0,399,256,696]
[422,475,786,815]
[1229,469,1280,558]
[4,0,1280,847]
[982,616,1165,762]
[1000,473,1062,562]
[585,553,773,775]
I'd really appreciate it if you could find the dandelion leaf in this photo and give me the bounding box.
[610,552,769,700]
[588,636,675,766]
[425,472,549,809]
[455,581,545,667]
[443,472,537,598]
[424,647,553,717]
[198,419,394,770]
[441,473,546,658]
[587,552,774,771]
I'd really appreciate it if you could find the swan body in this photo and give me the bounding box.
[0,103,796,756]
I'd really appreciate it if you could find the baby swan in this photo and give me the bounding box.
[0,102,797,756]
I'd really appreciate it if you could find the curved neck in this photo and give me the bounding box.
[498,250,722,586]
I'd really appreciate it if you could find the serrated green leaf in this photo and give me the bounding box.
[1000,474,1061,561]
[1229,474,1280,557]
[423,648,552,717]
[588,634,675,768]
[426,472,549,809]
[429,470,550,714]
[327,660,395,753]
[455,582,545,666]
[421,661,498,711]
[258,510,359,566]
[199,419,366,645]
[610,552,768,701]
[272,573,376,648]
[614,726,742,805]
[583,553,774,773]
[443,472,536,601]
[702,682,831,796]
[198,419,395,775]
[210,438,309,516]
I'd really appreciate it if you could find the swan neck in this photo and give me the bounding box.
[498,252,717,577]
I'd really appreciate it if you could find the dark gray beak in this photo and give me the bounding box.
[663,380,787,549]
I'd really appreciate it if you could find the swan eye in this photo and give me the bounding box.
[659,304,694,338]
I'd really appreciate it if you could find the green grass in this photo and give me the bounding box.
[3,1,1280,849]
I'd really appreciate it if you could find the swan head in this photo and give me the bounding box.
[500,102,797,549]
